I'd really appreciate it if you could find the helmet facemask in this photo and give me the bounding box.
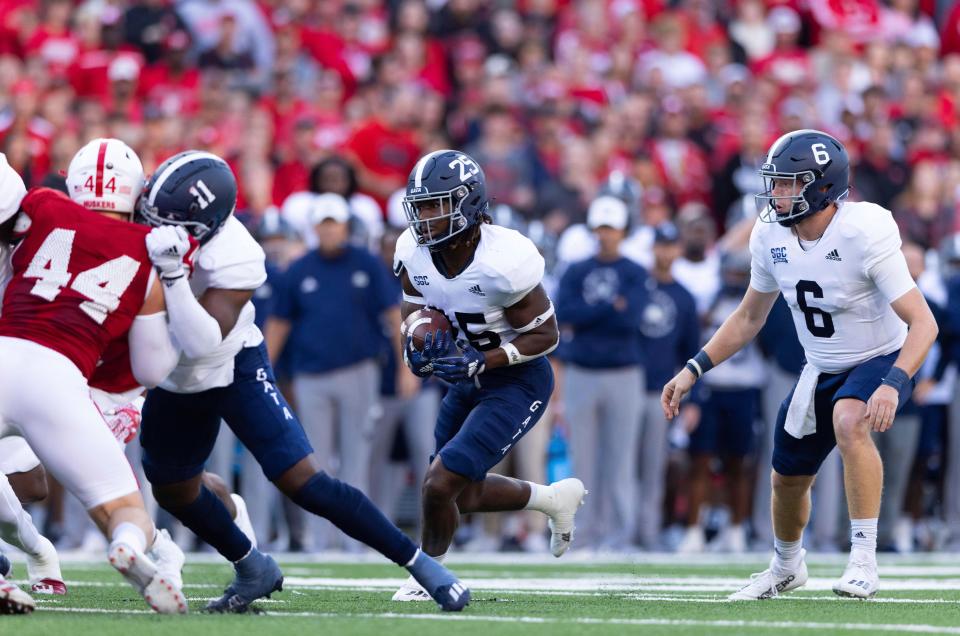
[137,197,223,244]
[755,167,819,227]
[402,184,475,252]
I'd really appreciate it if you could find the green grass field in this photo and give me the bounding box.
[5,553,960,635]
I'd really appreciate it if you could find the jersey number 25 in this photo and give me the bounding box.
[24,228,140,325]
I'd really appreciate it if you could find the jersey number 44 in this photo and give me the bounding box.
[24,228,141,325]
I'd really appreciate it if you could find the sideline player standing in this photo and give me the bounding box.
[662,130,938,599]
[136,150,469,613]
[0,154,185,613]
[391,149,585,602]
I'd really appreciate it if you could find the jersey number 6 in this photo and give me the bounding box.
[795,279,835,338]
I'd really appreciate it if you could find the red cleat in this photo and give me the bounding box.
[32,578,67,596]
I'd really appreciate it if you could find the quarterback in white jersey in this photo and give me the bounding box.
[662,130,938,600]
[391,149,586,602]
[138,150,470,613]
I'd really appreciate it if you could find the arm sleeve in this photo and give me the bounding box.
[862,213,916,303]
[748,221,779,293]
[160,276,223,359]
[128,312,180,388]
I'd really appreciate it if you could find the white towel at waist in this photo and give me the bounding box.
[785,362,821,439]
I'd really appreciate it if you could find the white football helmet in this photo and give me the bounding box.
[66,138,145,216]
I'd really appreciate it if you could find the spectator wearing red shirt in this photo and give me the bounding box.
[648,95,712,213]
[750,6,813,92]
[138,30,201,117]
[69,8,144,101]
[343,86,422,207]
[0,79,52,184]
[23,0,78,79]
[273,116,321,206]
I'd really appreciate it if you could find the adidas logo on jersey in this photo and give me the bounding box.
[468,284,486,296]
[826,249,842,261]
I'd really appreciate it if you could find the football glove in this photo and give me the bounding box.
[432,343,486,384]
[146,225,191,284]
[404,329,451,378]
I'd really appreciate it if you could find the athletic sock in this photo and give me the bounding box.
[166,486,251,562]
[111,522,147,553]
[292,471,417,566]
[850,518,878,559]
[523,482,556,513]
[773,535,803,571]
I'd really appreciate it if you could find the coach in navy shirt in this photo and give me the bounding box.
[265,193,401,551]
[556,195,649,549]
[636,222,700,549]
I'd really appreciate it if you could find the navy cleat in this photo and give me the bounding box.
[405,550,471,612]
[0,552,10,578]
[204,549,283,613]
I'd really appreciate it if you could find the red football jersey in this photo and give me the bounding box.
[90,338,139,394]
[0,188,154,379]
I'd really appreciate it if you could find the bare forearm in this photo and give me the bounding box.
[893,317,939,377]
[485,329,558,371]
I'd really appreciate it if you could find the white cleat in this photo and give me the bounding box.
[833,555,879,599]
[391,575,432,602]
[148,529,186,589]
[27,536,66,595]
[546,478,587,557]
[231,494,258,549]
[728,549,809,601]
[109,540,188,614]
[0,576,34,614]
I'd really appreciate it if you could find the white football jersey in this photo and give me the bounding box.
[394,224,545,351]
[162,216,267,393]
[749,201,915,374]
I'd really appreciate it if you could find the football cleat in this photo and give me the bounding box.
[391,576,432,602]
[404,550,471,611]
[546,478,587,557]
[205,549,283,614]
[0,576,34,614]
[27,536,65,595]
[230,494,258,549]
[728,549,809,601]
[148,529,185,589]
[109,539,188,614]
[832,554,879,599]
[31,578,67,596]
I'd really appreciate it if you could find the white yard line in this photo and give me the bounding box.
[41,575,960,596]
[35,607,960,634]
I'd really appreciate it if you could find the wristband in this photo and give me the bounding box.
[880,366,910,393]
[685,349,715,378]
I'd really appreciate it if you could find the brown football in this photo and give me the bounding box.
[401,308,453,351]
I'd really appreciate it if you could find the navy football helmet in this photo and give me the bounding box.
[137,150,237,244]
[402,149,489,251]
[755,129,850,227]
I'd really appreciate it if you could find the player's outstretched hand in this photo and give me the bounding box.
[146,225,191,282]
[865,384,899,433]
[661,368,697,420]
